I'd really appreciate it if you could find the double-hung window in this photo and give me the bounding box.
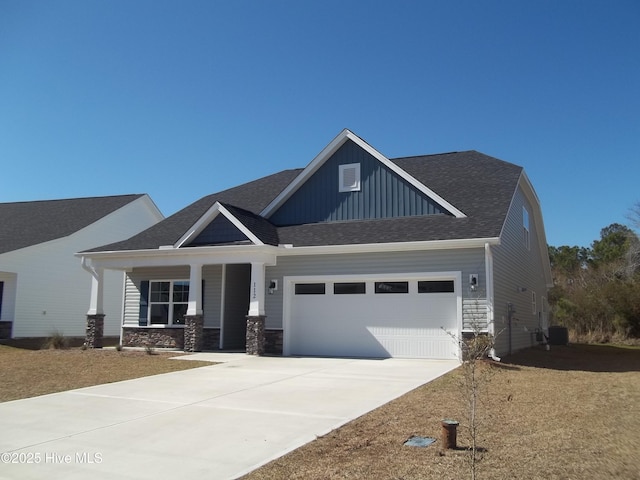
[149,280,189,326]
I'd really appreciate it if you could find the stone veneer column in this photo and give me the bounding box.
[246,315,266,356]
[184,315,204,352]
[85,314,105,349]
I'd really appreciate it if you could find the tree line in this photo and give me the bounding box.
[548,203,640,341]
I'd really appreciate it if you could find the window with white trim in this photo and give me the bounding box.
[339,163,361,192]
[523,206,530,250]
[149,280,189,325]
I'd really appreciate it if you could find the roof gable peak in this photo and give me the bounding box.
[174,202,264,248]
[260,129,466,219]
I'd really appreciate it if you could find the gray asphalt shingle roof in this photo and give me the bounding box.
[86,169,301,252]
[0,194,145,255]
[85,150,523,252]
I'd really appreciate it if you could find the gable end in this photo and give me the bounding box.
[185,215,251,246]
[268,139,451,226]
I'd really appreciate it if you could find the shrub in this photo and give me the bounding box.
[43,330,69,350]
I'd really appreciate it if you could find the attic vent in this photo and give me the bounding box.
[339,163,361,192]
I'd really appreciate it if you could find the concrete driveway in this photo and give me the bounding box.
[0,353,458,480]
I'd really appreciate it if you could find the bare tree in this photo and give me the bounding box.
[444,299,502,480]
[627,201,640,230]
[625,202,640,278]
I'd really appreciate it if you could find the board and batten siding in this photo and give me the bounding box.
[265,248,487,331]
[269,140,447,226]
[124,265,223,328]
[491,185,550,356]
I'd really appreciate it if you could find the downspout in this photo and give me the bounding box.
[485,242,501,361]
[81,256,98,280]
[119,271,126,348]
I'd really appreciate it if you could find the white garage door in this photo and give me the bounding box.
[285,274,460,359]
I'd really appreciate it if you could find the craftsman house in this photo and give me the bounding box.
[78,130,552,359]
[0,194,163,340]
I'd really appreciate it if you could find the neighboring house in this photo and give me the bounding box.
[78,130,552,359]
[0,194,164,340]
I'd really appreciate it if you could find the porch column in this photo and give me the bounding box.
[246,262,266,355]
[184,263,204,352]
[85,267,105,349]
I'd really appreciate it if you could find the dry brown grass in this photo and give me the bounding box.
[243,344,640,480]
[2,343,638,479]
[0,345,212,402]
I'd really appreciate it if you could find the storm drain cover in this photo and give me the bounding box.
[404,436,436,447]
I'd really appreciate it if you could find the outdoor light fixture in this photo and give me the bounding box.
[469,274,478,291]
[268,280,278,294]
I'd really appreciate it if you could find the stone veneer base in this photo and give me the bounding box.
[85,314,105,349]
[121,326,278,354]
[246,315,266,356]
[183,315,204,352]
[122,327,222,350]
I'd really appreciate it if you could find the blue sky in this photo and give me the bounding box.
[1,0,638,248]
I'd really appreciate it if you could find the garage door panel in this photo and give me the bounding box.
[288,276,460,360]
[370,327,458,358]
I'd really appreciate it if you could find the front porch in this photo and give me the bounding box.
[81,248,282,355]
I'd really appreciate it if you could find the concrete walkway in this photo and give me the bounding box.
[0,354,458,480]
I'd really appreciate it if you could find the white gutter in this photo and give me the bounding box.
[76,237,501,263]
[276,237,501,256]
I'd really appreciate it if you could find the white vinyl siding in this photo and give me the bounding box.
[492,185,549,355]
[463,297,489,332]
[203,265,223,328]
[523,206,530,250]
[1,197,161,338]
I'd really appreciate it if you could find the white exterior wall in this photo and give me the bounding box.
[0,196,162,338]
[492,184,550,356]
[265,248,487,331]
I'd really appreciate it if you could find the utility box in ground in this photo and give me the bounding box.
[548,326,569,345]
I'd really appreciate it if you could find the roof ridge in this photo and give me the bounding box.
[0,193,144,206]
[390,151,471,161]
